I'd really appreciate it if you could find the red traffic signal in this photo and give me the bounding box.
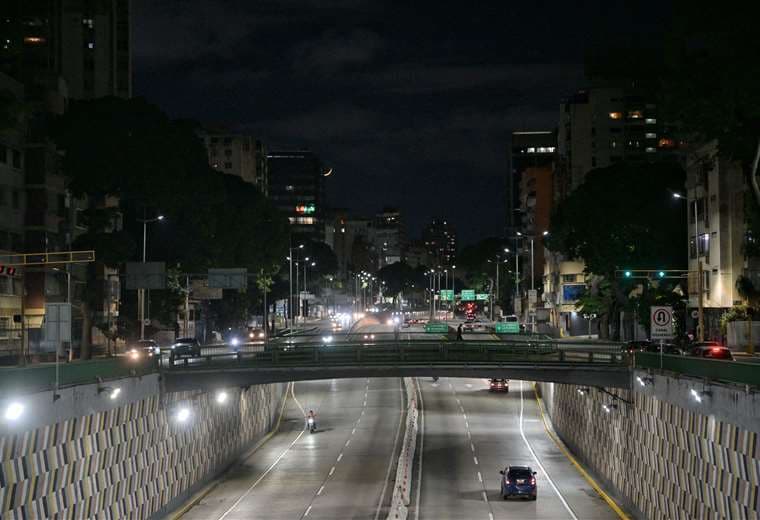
[0,266,17,276]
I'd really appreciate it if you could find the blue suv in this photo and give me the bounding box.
[500,465,537,500]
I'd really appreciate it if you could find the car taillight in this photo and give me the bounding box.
[711,347,721,353]
[505,480,510,485]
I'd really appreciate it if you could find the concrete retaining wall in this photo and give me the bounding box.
[538,373,760,519]
[0,374,286,519]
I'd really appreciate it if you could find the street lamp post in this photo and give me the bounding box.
[673,192,703,341]
[287,243,304,329]
[137,212,164,340]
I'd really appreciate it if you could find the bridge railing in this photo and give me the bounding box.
[0,357,157,395]
[167,341,628,369]
[635,352,760,388]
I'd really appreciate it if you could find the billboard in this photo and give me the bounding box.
[126,262,166,290]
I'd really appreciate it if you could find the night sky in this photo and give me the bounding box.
[134,1,670,243]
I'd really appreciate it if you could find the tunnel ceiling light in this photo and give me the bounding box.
[216,391,228,405]
[636,376,653,387]
[602,403,618,413]
[109,388,121,400]
[4,402,24,421]
[577,387,590,396]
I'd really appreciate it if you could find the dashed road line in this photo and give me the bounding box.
[337,453,343,462]
[304,505,312,517]
[477,472,483,483]
[473,456,479,465]
[329,466,335,476]
[317,486,324,496]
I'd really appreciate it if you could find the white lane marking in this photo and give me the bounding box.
[374,378,405,520]
[471,443,475,452]
[345,439,351,447]
[352,428,356,435]
[477,471,483,483]
[217,386,304,520]
[364,400,367,406]
[317,485,324,496]
[481,491,488,502]
[466,383,473,388]
[473,456,479,465]
[489,514,494,520]
[467,431,471,440]
[329,466,335,476]
[519,381,578,520]
[456,398,461,405]
[216,435,299,513]
[361,410,365,416]
[304,505,312,517]
[463,414,467,421]
[337,453,343,462]
[414,378,425,520]
[465,421,469,429]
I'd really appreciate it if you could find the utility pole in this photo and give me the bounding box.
[184,274,190,337]
[698,260,704,342]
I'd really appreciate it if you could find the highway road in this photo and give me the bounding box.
[179,376,404,519]
[415,376,618,520]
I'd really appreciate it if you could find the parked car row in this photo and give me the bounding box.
[622,340,734,360]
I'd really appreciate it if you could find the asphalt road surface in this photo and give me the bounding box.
[416,377,619,520]
[179,376,404,520]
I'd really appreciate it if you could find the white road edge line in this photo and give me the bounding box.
[329,466,335,476]
[217,416,305,517]
[414,377,425,520]
[374,378,405,520]
[317,485,324,496]
[345,439,351,447]
[304,505,312,517]
[519,380,579,520]
[337,453,343,462]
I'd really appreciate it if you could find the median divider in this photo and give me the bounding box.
[386,377,419,520]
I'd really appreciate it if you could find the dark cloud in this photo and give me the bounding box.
[134,0,671,242]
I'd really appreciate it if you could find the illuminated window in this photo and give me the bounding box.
[87,42,94,49]
[645,118,657,124]
[627,110,643,119]
[645,132,657,139]
[289,217,315,225]
[645,147,656,153]
[658,138,675,149]
[608,112,622,120]
[341,227,346,233]
[527,147,536,153]
[285,185,294,191]
[23,36,45,44]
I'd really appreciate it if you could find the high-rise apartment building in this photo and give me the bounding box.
[373,208,405,268]
[555,84,673,202]
[507,131,556,235]
[0,0,131,354]
[267,150,325,242]
[422,218,456,267]
[0,0,131,99]
[199,128,268,194]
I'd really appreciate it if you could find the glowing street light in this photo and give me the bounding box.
[4,402,24,421]
[176,407,191,422]
[216,391,228,405]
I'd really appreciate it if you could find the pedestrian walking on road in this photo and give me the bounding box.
[456,323,463,341]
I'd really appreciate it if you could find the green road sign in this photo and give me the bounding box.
[440,289,454,301]
[496,321,520,334]
[425,321,450,333]
[476,293,489,301]
[461,289,475,301]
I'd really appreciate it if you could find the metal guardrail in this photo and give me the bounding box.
[167,341,627,370]
[0,357,157,395]
[635,352,760,387]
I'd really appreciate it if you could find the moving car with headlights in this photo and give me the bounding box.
[170,337,201,359]
[500,465,537,500]
[127,339,161,359]
[248,327,266,341]
[489,378,509,392]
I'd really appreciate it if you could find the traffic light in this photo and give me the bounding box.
[0,266,16,276]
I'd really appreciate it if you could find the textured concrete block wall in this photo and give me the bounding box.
[0,376,286,519]
[538,375,760,520]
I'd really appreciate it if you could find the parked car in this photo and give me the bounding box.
[500,465,537,500]
[170,337,201,359]
[690,345,734,361]
[489,378,509,392]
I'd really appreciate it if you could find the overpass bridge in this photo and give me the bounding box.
[161,339,632,391]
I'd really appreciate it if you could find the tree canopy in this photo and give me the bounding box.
[546,161,687,277]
